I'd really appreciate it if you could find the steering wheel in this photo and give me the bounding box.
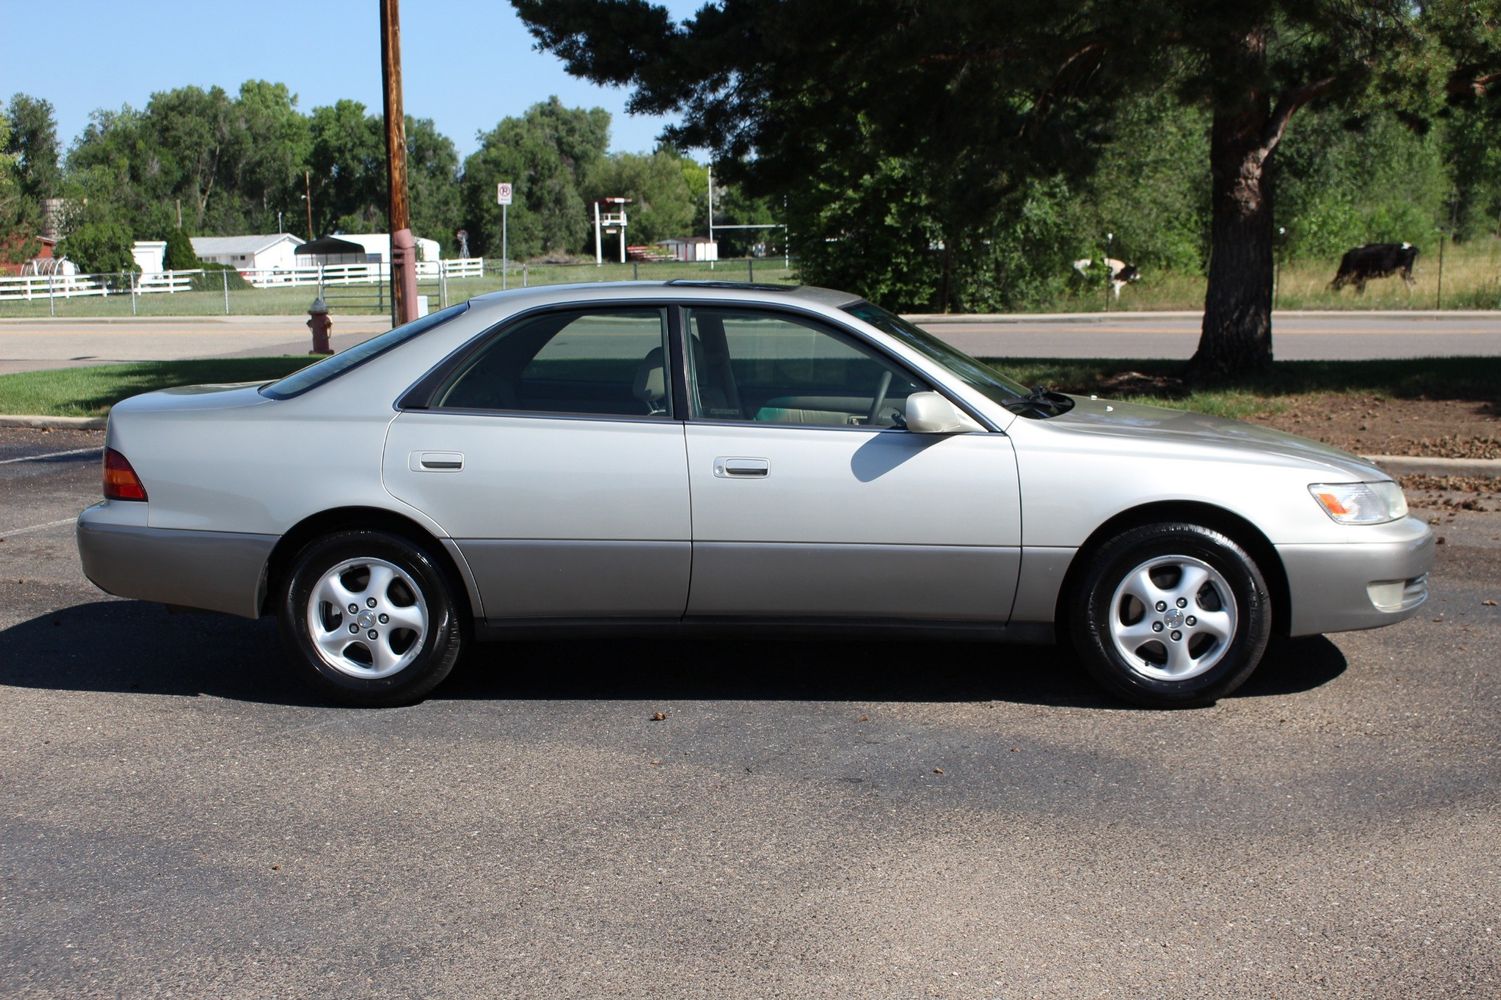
[867,369,893,425]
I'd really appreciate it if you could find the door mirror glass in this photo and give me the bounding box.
[904,391,981,434]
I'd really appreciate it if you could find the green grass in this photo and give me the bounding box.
[5,352,1496,421]
[0,357,316,417]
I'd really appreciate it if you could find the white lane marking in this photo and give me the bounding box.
[0,516,76,537]
[0,446,102,465]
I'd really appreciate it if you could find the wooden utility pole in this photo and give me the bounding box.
[380,0,418,324]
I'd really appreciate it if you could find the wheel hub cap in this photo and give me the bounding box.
[306,557,429,679]
[1107,555,1238,682]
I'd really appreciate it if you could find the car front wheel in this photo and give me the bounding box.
[278,530,464,706]
[1071,522,1272,707]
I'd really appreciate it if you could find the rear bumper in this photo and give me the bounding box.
[76,503,275,619]
[1276,516,1435,637]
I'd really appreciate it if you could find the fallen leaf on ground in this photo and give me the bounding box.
[650,711,668,721]
[932,767,944,775]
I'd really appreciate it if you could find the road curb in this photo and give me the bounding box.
[1365,454,1501,479]
[0,414,107,430]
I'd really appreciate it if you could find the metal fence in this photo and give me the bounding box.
[0,256,799,319]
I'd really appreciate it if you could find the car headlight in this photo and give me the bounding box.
[1308,481,1408,524]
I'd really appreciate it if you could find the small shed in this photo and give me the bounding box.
[132,240,166,274]
[294,235,371,267]
[191,233,304,272]
[660,236,719,263]
[332,232,442,264]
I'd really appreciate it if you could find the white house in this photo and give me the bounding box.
[334,232,442,264]
[190,234,304,272]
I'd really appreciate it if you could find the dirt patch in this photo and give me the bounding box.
[1245,394,1500,460]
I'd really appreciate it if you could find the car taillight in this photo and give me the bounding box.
[103,448,148,501]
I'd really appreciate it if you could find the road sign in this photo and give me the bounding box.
[496,182,513,206]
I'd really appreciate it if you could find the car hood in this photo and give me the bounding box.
[1045,395,1391,480]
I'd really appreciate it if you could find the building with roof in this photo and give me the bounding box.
[190,234,304,272]
[330,233,442,264]
[660,236,719,262]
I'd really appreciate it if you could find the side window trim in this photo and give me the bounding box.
[401,304,673,421]
[676,304,935,430]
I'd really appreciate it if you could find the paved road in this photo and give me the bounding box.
[916,311,1501,360]
[3,311,1500,375]
[2,428,1497,998]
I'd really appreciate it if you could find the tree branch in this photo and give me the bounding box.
[1260,76,1337,158]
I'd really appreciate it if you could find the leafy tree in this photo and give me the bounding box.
[460,97,610,259]
[514,0,1500,378]
[58,219,136,274]
[583,147,697,245]
[5,93,62,203]
[1,108,42,264]
[307,100,385,235]
[229,81,312,234]
[163,227,199,270]
[406,116,463,253]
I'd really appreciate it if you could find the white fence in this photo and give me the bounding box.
[0,258,487,302]
[0,270,194,301]
[237,257,484,288]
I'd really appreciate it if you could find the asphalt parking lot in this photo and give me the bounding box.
[2,426,1498,999]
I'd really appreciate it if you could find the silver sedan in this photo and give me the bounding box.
[77,282,1433,707]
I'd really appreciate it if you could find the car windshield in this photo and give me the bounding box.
[842,301,1028,407]
[260,302,471,400]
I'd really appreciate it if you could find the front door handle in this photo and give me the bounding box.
[714,457,769,479]
[412,451,464,472]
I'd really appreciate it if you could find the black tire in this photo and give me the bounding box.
[278,529,464,707]
[1070,522,1272,708]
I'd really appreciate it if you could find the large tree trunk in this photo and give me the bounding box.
[1188,32,1276,382]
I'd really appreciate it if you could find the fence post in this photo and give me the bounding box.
[632,262,639,281]
[1436,232,1446,311]
[223,268,230,315]
[523,263,528,287]
[747,258,754,282]
[131,271,138,317]
[440,263,449,309]
[319,264,326,300]
[48,274,55,317]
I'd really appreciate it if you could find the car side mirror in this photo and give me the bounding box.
[904,391,982,434]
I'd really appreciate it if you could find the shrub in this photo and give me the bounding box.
[188,262,252,291]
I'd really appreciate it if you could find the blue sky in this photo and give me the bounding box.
[0,0,701,159]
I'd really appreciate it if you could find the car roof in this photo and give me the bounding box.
[467,280,863,312]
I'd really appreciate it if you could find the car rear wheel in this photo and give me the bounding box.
[278,530,463,706]
[1071,522,1272,707]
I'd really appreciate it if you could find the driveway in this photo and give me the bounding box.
[2,427,1498,998]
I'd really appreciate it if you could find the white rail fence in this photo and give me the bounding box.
[0,258,488,302]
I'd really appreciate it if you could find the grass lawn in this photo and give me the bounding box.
[0,358,316,417]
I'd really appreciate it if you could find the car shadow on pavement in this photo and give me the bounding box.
[0,600,1346,709]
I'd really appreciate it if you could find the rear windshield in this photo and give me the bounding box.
[260,302,471,400]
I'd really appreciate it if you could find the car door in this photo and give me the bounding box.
[680,305,1022,622]
[383,306,691,621]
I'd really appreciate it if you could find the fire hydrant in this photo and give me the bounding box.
[307,297,332,354]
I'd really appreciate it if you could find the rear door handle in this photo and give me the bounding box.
[714,457,769,478]
[412,451,464,472]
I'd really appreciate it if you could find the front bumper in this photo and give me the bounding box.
[77,502,276,619]
[1276,516,1435,637]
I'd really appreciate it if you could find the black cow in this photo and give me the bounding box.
[1330,242,1419,292]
